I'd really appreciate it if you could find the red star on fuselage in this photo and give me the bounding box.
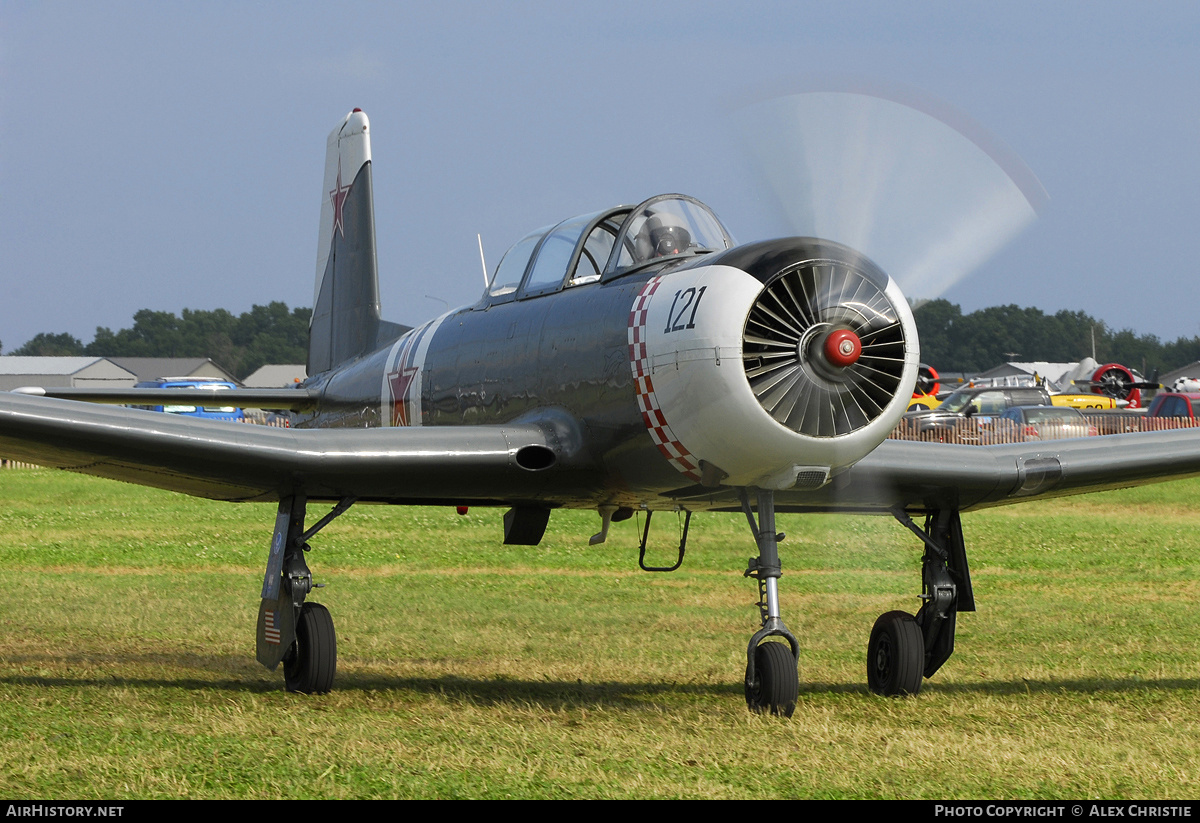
[329,158,352,238]
[388,366,418,426]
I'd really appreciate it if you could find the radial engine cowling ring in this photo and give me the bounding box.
[743,258,909,438]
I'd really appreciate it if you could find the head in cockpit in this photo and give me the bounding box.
[637,212,692,259]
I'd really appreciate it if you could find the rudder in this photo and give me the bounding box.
[309,109,383,375]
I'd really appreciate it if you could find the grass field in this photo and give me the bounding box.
[2,469,1200,798]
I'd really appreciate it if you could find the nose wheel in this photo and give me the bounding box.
[745,641,799,716]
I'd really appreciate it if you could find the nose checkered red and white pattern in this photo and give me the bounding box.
[628,276,703,483]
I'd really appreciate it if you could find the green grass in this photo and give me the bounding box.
[2,470,1200,798]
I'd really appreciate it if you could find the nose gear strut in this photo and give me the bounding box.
[739,487,800,716]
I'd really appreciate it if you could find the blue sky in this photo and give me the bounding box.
[3,1,1199,357]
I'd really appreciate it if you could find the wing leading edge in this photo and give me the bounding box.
[11,386,320,411]
[0,393,568,504]
[771,431,1200,513]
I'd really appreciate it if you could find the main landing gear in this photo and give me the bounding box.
[255,494,355,694]
[866,508,975,697]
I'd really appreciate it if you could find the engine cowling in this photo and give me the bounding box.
[627,239,919,489]
[915,364,941,398]
[1091,362,1141,409]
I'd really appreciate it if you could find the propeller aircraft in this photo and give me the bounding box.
[1058,360,1158,409]
[907,364,942,410]
[5,108,1200,716]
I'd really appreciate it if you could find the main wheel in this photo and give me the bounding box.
[867,610,924,696]
[284,602,337,694]
[744,641,799,717]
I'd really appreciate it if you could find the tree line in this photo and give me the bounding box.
[6,299,1200,381]
[913,299,1200,375]
[5,303,311,381]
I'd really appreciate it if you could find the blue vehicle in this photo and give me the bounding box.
[132,378,245,421]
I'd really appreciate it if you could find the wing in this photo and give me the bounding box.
[6,392,1200,513]
[773,431,1200,513]
[11,386,320,410]
[0,393,565,504]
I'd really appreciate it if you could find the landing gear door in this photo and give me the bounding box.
[256,501,297,669]
[261,502,290,601]
[256,597,296,670]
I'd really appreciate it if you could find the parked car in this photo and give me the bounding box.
[988,405,1098,442]
[1145,391,1200,421]
[903,385,1052,436]
[130,378,245,422]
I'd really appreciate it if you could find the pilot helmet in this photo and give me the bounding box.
[642,212,691,258]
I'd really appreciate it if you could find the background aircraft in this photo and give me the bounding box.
[5,109,1200,717]
[907,364,942,410]
[907,359,1154,413]
[1056,359,1158,409]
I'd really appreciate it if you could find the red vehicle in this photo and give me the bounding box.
[1145,392,1200,420]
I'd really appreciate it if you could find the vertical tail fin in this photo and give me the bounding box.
[308,109,382,375]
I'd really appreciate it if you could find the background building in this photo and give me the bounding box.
[0,357,138,391]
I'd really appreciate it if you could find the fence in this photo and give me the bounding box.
[1,460,42,470]
[888,412,1200,445]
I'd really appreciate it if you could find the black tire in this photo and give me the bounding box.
[744,641,799,717]
[284,602,337,694]
[867,610,924,696]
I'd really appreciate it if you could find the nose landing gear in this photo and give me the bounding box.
[739,488,800,716]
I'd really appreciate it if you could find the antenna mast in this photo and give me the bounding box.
[477,234,489,289]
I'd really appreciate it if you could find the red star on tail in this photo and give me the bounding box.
[329,158,352,238]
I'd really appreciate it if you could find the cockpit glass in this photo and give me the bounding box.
[571,220,620,283]
[488,197,732,302]
[489,226,550,297]
[521,213,597,295]
[606,195,733,275]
